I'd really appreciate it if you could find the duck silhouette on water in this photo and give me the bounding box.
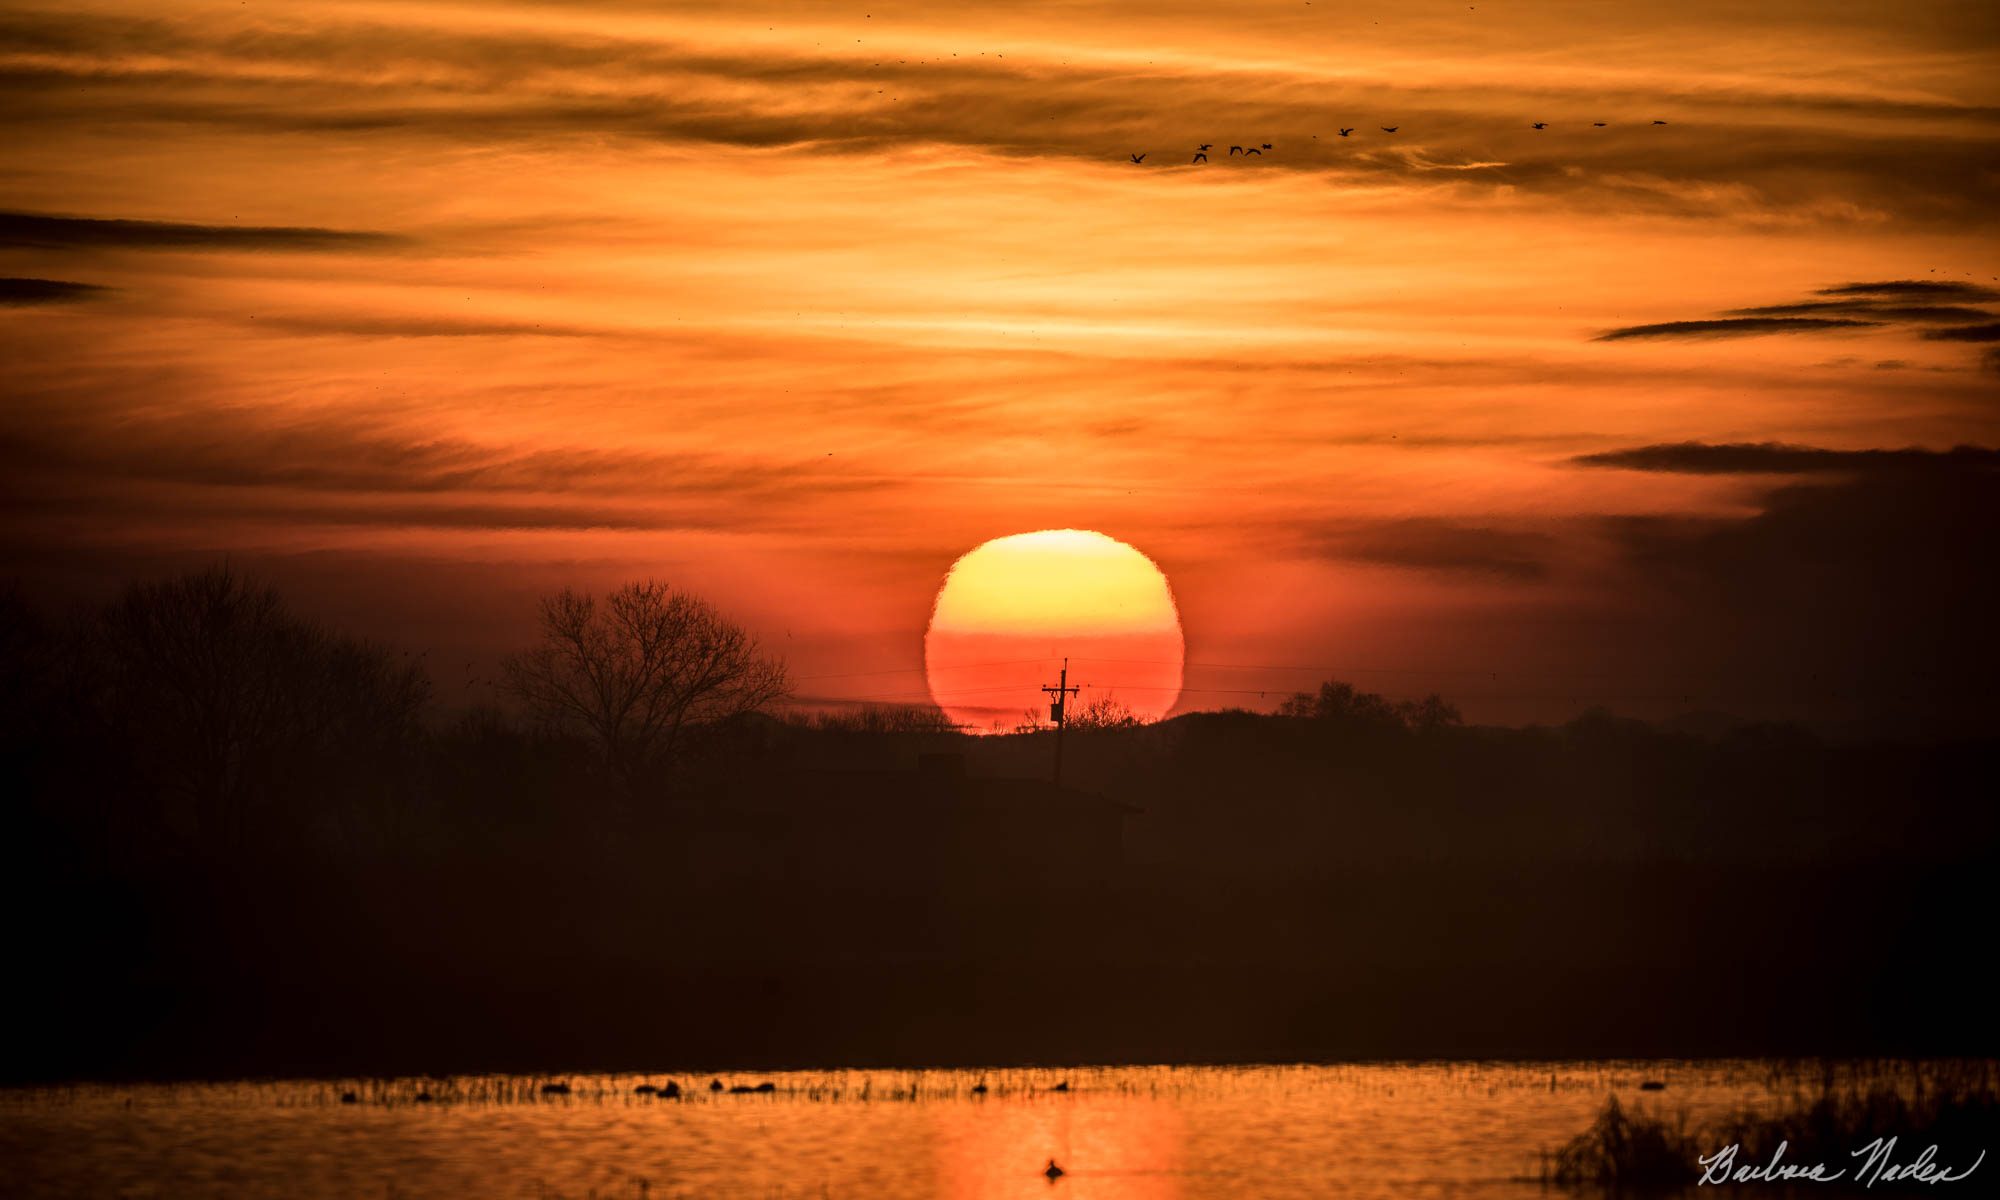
[1045,1159,1066,1181]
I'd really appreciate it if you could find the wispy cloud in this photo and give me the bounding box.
[1922,321,2000,343]
[1593,317,1881,341]
[1309,518,1559,581]
[244,314,595,339]
[1725,301,1992,323]
[1816,280,2000,301]
[1572,441,2000,474]
[0,211,404,252]
[0,276,112,304]
[1595,279,1998,364]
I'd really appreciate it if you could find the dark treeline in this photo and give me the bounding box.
[2,568,1994,1081]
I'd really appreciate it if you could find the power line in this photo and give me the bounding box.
[818,652,1867,686]
[792,657,1049,682]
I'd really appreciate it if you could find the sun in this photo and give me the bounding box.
[924,529,1185,731]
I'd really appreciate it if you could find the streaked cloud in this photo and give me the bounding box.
[0,276,111,304]
[1595,279,1999,367]
[1724,301,1992,323]
[1572,441,2000,474]
[1309,518,1559,581]
[1923,321,2000,342]
[0,210,404,252]
[1817,280,1999,300]
[1595,317,1881,341]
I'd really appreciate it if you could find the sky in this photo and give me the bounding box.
[2,0,1996,731]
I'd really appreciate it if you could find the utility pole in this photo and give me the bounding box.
[1041,657,1079,788]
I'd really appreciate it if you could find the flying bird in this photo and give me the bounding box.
[1229,145,1244,155]
[1261,143,1273,150]
[1592,122,1606,127]
[1653,119,1668,124]
[1531,122,1546,129]
[1192,150,1207,163]
[1129,153,1146,163]
[1338,128,1354,136]
[1381,126,1399,132]
[1198,143,1212,151]
[1244,146,1263,155]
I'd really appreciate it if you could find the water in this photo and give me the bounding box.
[0,1061,1826,1198]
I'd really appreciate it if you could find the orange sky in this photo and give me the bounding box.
[2,0,1996,729]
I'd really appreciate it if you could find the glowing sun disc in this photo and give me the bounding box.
[924,529,1185,731]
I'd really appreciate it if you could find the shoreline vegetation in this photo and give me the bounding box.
[3,566,1996,1081]
[1545,1062,2000,1191]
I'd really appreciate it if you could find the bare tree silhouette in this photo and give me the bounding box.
[90,565,429,848]
[502,582,787,795]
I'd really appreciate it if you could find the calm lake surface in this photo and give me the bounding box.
[0,1060,1836,1198]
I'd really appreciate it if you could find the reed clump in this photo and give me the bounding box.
[1544,1095,1701,1188]
[1545,1062,2000,1192]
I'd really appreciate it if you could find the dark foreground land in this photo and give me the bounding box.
[3,581,1996,1081]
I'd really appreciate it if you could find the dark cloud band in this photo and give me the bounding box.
[1816,280,2000,301]
[1572,441,2000,474]
[0,277,113,304]
[1593,317,1879,342]
[1921,322,2000,343]
[0,211,403,252]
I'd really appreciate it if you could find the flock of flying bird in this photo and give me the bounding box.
[1130,120,1670,164]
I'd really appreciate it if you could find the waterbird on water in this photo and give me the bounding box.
[709,1078,724,1092]
[1045,1160,1066,1180]
[1052,1081,1071,1092]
